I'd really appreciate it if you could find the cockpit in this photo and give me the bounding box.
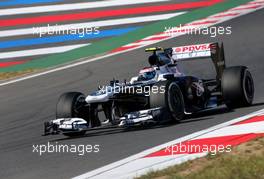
[137,67,156,81]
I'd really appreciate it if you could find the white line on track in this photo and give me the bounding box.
[0,44,89,59]
[73,108,264,179]
[0,12,185,38]
[0,0,169,16]
[195,121,264,139]
[0,48,124,87]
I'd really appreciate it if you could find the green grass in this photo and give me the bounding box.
[136,137,264,179]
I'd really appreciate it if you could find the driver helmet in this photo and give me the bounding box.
[138,67,156,81]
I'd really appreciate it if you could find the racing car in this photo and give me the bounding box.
[44,42,254,137]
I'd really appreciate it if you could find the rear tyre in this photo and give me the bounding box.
[221,66,254,108]
[56,92,87,137]
[149,81,185,122]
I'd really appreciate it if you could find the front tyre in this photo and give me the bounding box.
[56,92,86,118]
[221,66,254,108]
[56,92,87,137]
[149,81,185,122]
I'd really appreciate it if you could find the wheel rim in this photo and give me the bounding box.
[73,95,85,115]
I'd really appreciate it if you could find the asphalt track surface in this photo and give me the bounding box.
[0,8,264,179]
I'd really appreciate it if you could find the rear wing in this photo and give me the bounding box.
[170,42,226,81]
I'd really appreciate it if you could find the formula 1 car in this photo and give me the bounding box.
[44,42,254,137]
